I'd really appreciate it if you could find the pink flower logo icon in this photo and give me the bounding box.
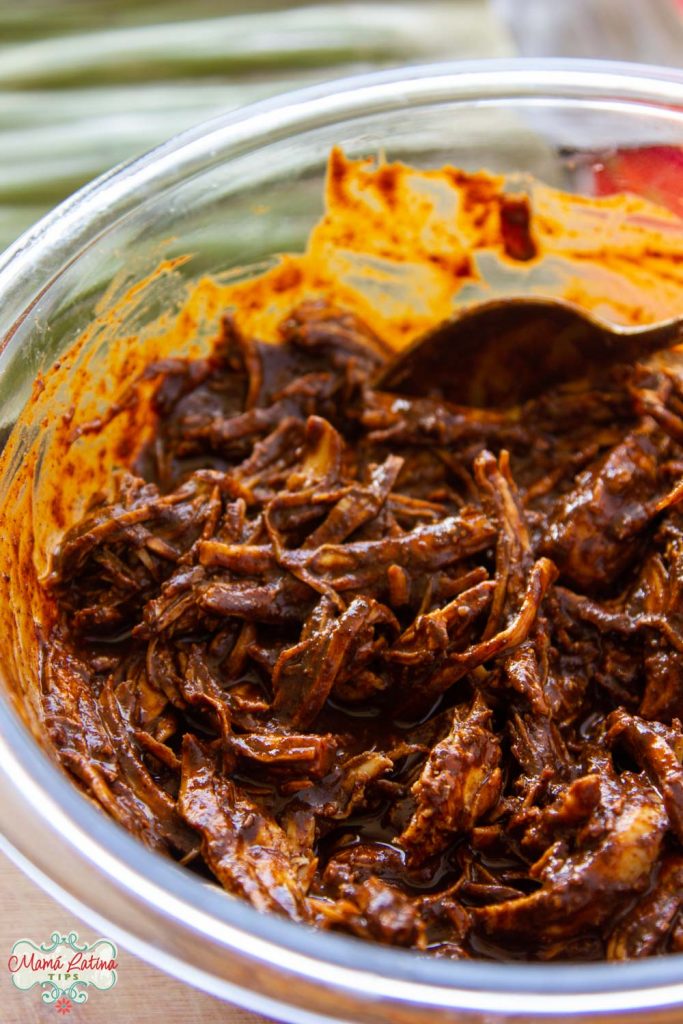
[55,997,72,1015]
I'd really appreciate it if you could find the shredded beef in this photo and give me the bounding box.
[43,300,683,960]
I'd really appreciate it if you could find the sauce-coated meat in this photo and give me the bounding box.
[44,302,683,960]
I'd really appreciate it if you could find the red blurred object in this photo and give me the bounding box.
[593,145,683,218]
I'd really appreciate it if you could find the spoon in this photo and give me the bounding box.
[377,297,683,408]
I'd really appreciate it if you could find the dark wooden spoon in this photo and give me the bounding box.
[377,297,683,408]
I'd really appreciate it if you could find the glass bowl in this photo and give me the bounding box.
[1,59,683,1024]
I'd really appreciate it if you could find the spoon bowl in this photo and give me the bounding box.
[377,298,683,407]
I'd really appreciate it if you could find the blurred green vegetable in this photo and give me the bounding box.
[0,1,509,249]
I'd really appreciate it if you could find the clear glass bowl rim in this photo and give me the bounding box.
[1,59,683,1019]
